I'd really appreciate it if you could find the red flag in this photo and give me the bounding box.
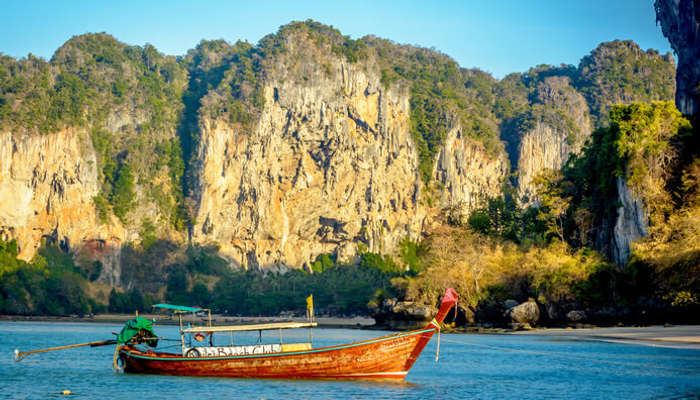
[441,288,458,305]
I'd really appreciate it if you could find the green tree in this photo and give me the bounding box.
[191,283,211,306]
[111,162,135,222]
[311,254,335,274]
[534,170,571,242]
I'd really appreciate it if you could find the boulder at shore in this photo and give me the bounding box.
[567,310,587,322]
[506,301,540,326]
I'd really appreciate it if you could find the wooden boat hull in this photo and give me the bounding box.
[120,327,436,380]
[119,288,458,381]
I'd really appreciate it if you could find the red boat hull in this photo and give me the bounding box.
[119,288,458,381]
[120,327,435,380]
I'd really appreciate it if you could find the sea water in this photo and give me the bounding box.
[1,322,698,399]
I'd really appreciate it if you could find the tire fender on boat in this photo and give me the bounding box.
[185,348,201,358]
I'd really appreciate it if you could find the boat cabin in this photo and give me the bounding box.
[152,304,317,358]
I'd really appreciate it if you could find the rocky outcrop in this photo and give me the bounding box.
[434,125,509,217]
[566,310,586,322]
[516,76,591,204]
[505,300,540,326]
[370,297,437,329]
[655,0,700,116]
[191,41,506,270]
[612,177,648,265]
[0,130,128,281]
[192,59,421,269]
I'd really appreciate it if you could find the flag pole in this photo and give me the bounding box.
[306,294,314,345]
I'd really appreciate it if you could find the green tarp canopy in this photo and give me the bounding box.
[117,316,158,347]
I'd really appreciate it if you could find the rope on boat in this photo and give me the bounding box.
[436,329,440,363]
[430,318,441,362]
[436,297,458,362]
[112,346,121,373]
[438,337,699,373]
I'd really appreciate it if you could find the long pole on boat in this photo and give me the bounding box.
[306,294,314,346]
[15,339,117,362]
[178,313,185,355]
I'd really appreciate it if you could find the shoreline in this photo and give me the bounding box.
[508,325,700,349]
[0,313,376,329]
[3,315,699,349]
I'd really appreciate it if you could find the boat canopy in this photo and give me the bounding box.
[152,304,205,313]
[182,321,317,333]
[117,317,158,347]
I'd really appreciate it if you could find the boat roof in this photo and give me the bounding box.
[182,321,317,333]
[153,304,205,313]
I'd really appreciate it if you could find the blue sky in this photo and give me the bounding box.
[1,0,672,79]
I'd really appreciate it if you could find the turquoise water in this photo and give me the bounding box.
[1,322,698,399]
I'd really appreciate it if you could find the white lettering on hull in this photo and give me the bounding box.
[185,344,283,357]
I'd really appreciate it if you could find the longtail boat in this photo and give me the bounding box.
[117,288,458,380]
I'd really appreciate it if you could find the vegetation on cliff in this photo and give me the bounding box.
[0,24,677,225]
[552,102,692,252]
[364,36,503,182]
[389,101,698,324]
[0,33,188,229]
[177,38,263,206]
[0,33,185,135]
[557,102,698,308]
[576,40,676,128]
[494,41,675,184]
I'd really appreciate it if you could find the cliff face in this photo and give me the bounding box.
[0,34,188,285]
[498,41,674,207]
[0,24,681,281]
[191,32,506,270]
[515,76,592,204]
[613,177,648,265]
[434,125,509,216]
[0,130,128,279]
[655,0,700,116]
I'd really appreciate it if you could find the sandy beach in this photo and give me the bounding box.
[510,325,700,349]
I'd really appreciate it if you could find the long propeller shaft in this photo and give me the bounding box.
[14,339,117,362]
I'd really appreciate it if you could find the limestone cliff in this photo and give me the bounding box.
[497,41,674,208]
[190,31,506,270]
[433,124,509,216]
[655,0,700,116]
[576,40,676,128]
[0,34,188,285]
[0,129,129,281]
[613,177,648,265]
[515,76,592,204]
